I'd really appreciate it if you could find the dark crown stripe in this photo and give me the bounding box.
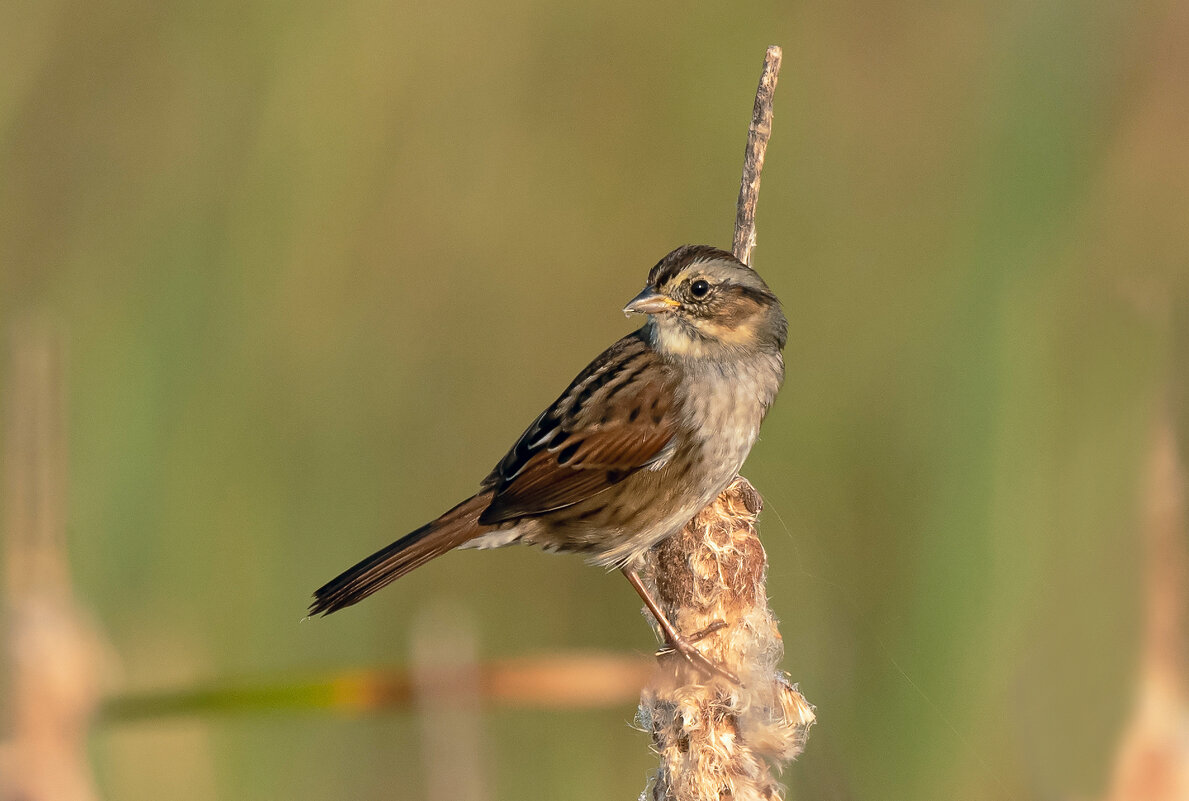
[647,245,741,287]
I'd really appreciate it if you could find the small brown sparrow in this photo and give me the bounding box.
[311,245,787,679]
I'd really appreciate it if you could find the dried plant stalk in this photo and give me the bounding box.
[638,479,814,801]
[732,45,782,268]
[637,46,813,801]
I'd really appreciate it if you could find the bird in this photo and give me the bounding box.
[310,244,787,680]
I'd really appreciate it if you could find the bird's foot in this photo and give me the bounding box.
[686,620,728,643]
[655,621,740,685]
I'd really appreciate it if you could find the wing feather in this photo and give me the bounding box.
[479,331,678,524]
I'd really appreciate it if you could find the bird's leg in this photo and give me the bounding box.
[621,567,741,684]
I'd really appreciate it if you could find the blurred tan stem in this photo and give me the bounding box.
[98,651,654,720]
[411,603,491,801]
[1100,417,1189,801]
[0,319,105,801]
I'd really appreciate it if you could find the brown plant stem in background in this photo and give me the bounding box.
[1099,417,1189,801]
[638,47,814,801]
[99,652,654,720]
[411,604,491,801]
[0,320,105,801]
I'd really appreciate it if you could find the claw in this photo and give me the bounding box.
[687,620,728,643]
[655,633,741,685]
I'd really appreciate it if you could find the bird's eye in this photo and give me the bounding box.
[690,279,711,299]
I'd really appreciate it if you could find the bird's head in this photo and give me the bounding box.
[624,245,787,358]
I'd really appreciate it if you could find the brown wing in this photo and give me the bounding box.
[478,330,678,524]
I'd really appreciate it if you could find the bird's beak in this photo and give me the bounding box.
[623,288,679,316]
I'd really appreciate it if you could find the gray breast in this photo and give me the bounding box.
[678,353,782,471]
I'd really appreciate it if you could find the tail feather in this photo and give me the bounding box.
[309,493,492,616]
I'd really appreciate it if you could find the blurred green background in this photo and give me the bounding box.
[2,0,1187,799]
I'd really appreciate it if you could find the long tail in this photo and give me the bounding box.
[309,492,493,616]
